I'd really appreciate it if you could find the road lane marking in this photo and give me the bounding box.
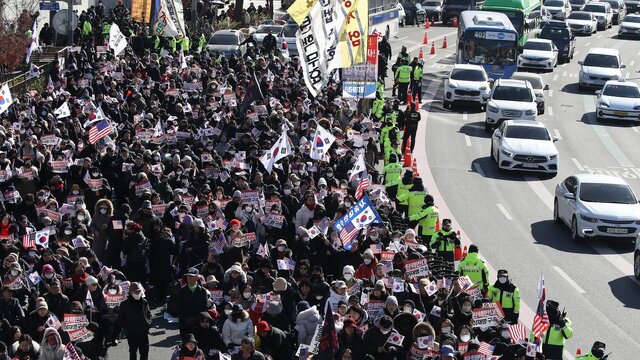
[562,71,567,77]
[582,96,634,167]
[548,107,554,116]
[553,129,562,140]
[553,74,558,82]
[548,89,554,97]
[465,135,471,147]
[585,42,591,47]
[462,112,468,121]
[571,158,585,171]
[496,204,513,220]
[473,162,485,177]
[553,266,586,294]
[574,51,579,56]
[633,127,639,133]
[631,60,636,67]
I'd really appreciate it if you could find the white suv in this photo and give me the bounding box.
[578,48,625,90]
[443,64,491,109]
[484,79,538,132]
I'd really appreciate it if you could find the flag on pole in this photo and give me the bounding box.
[25,18,39,63]
[108,23,128,56]
[508,324,528,345]
[478,342,495,355]
[35,230,50,248]
[333,195,382,250]
[259,131,290,174]
[179,50,188,70]
[317,302,339,360]
[310,125,336,161]
[46,313,61,329]
[287,0,317,25]
[85,290,95,311]
[54,102,71,119]
[88,120,112,144]
[355,170,370,200]
[29,64,41,78]
[256,243,270,258]
[532,273,550,339]
[348,153,366,181]
[0,84,14,115]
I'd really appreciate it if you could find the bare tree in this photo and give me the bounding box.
[0,0,39,73]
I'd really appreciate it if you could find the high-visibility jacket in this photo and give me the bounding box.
[398,190,427,218]
[430,229,458,252]
[487,284,521,314]
[458,252,489,289]
[153,36,161,50]
[409,205,439,236]
[535,319,573,360]
[395,65,412,84]
[413,66,423,81]
[199,34,206,51]
[82,21,93,36]
[384,111,397,127]
[181,36,190,51]
[383,162,403,187]
[383,144,402,164]
[377,82,385,98]
[576,353,599,360]
[372,99,384,119]
[380,125,394,149]
[396,182,412,205]
[169,37,177,52]
[102,23,111,36]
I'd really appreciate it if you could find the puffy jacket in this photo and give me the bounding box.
[118,296,152,336]
[294,204,315,230]
[222,311,254,347]
[295,306,322,345]
[39,328,64,360]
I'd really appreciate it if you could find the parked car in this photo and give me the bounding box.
[280,21,299,57]
[539,22,576,63]
[206,30,247,58]
[252,24,284,47]
[400,2,427,25]
[423,0,444,22]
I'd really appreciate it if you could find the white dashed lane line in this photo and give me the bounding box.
[465,135,471,147]
[548,107,554,116]
[571,157,585,171]
[553,265,587,294]
[552,74,558,82]
[553,129,562,140]
[548,89,554,97]
[496,203,513,221]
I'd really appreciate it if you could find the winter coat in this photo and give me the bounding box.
[39,328,64,360]
[118,296,152,336]
[26,309,49,343]
[294,306,321,345]
[221,265,247,300]
[176,284,209,325]
[42,292,70,320]
[221,311,254,347]
[327,289,348,312]
[259,326,292,360]
[294,204,315,230]
[338,327,365,359]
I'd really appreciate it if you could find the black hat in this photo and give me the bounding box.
[186,268,199,276]
[546,300,560,310]
[182,333,198,344]
[232,303,243,312]
[442,219,452,226]
[497,269,508,276]
[468,244,479,253]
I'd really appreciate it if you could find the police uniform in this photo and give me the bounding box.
[487,269,520,324]
[383,156,403,199]
[395,61,412,103]
[410,203,439,241]
[458,245,489,291]
[412,63,424,102]
[430,220,460,264]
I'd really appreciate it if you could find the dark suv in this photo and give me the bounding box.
[442,0,482,24]
[539,22,576,63]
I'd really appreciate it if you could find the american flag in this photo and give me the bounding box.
[508,324,528,344]
[88,120,112,144]
[478,342,495,355]
[22,232,36,249]
[355,170,370,200]
[532,273,550,339]
[210,234,226,254]
[339,221,360,249]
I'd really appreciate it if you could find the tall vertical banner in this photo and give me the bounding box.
[343,35,378,98]
[330,0,369,70]
[153,0,186,38]
[131,0,153,23]
[295,0,331,96]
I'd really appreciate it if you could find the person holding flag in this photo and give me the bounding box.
[362,315,401,359]
[487,269,521,324]
[538,299,573,359]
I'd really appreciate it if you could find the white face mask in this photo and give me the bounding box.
[243,292,252,299]
[403,306,413,313]
[132,293,142,300]
[65,230,73,235]
[501,331,510,338]
[343,273,353,281]
[277,246,286,252]
[498,277,507,284]
[284,188,292,195]
[316,295,323,300]
[100,208,107,214]
[462,305,472,313]
[460,334,471,342]
[442,327,451,334]
[44,273,54,279]
[108,288,117,294]
[72,190,80,195]
[370,235,378,240]
[11,270,19,276]
[245,206,253,213]
[344,202,352,207]
[224,309,232,315]
[77,215,85,221]
[380,327,391,335]
[363,258,372,265]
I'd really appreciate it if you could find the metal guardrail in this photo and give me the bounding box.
[4,46,68,94]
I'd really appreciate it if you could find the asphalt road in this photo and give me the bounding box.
[390,21,640,359]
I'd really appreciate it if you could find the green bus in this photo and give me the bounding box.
[482,0,541,46]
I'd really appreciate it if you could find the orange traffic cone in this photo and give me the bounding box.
[412,158,418,173]
[415,93,420,108]
[418,47,424,59]
[442,36,448,49]
[452,16,459,27]
[424,20,430,29]
[423,32,428,44]
[435,218,440,231]
[406,90,412,105]
[430,41,436,54]
[576,348,582,356]
[454,246,462,261]
[403,139,412,167]
[462,245,468,258]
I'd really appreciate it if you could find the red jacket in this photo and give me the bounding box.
[355,258,378,283]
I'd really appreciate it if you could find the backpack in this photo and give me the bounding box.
[130,235,150,264]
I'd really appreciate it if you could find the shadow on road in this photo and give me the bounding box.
[530,220,595,254]
[561,82,588,95]
[460,121,490,139]
[608,276,640,310]
[470,156,534,182]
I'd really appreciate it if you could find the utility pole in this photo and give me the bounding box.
[67,0,73,46]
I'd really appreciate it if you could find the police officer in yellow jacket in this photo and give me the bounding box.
[576,341,607,360]
[396,171,413,217]
[395,59,412,104]
[383,153,403,199]
[430,219,460,264]
[412,61,424,102]
[409,194,439,242]
[399,177,427,222]
[458,244,489,291]
[539,300,573,360]
[487,269,520,324]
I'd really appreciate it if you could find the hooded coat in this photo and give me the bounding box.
[39,328,64,360]
[221,309,254,347]
[294,306,322,345]
[89,198,113,260]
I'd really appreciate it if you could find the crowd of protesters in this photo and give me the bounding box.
[0,1,609,360]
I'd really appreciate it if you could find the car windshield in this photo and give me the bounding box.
[540,27,571,40]
[282,25,298,37]
[583,4,606,12]
[579,183,637,204]
[463,37,517,66]
[524,41,552,51]
[514,76,543,89]
[603,84,640,98]
[424,1,441,5]
[445,0,472,5]
[569,0,586,4]
[602,0,619,9]
[505,126,550,140]
[256,25,280,34]
[450,69,486,81]
[568,12,592,20]
[623,16,640,23]
[544,0,565,6]
[209,34,238,45]
[492,86,533,102]
[583,53,620,68]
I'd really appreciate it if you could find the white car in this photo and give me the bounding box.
[619,14,640,38]
[567,11,598,35]
[583,2,613,30]
[485,79,538,131]
[518,39,559,70]
[443,64,491,109]
[512,72,549,115]
[554,174,640,240]
[578,48,625,90]
[544,0,572,20]
[595,80,640,121]
[491,120,559,174]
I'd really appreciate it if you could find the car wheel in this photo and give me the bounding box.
[571,216,582,241]
[491,143,496,161]
[634,252,640,280]
[553,199,562,224]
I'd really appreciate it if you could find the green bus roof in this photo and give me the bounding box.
[482,0,540,12]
